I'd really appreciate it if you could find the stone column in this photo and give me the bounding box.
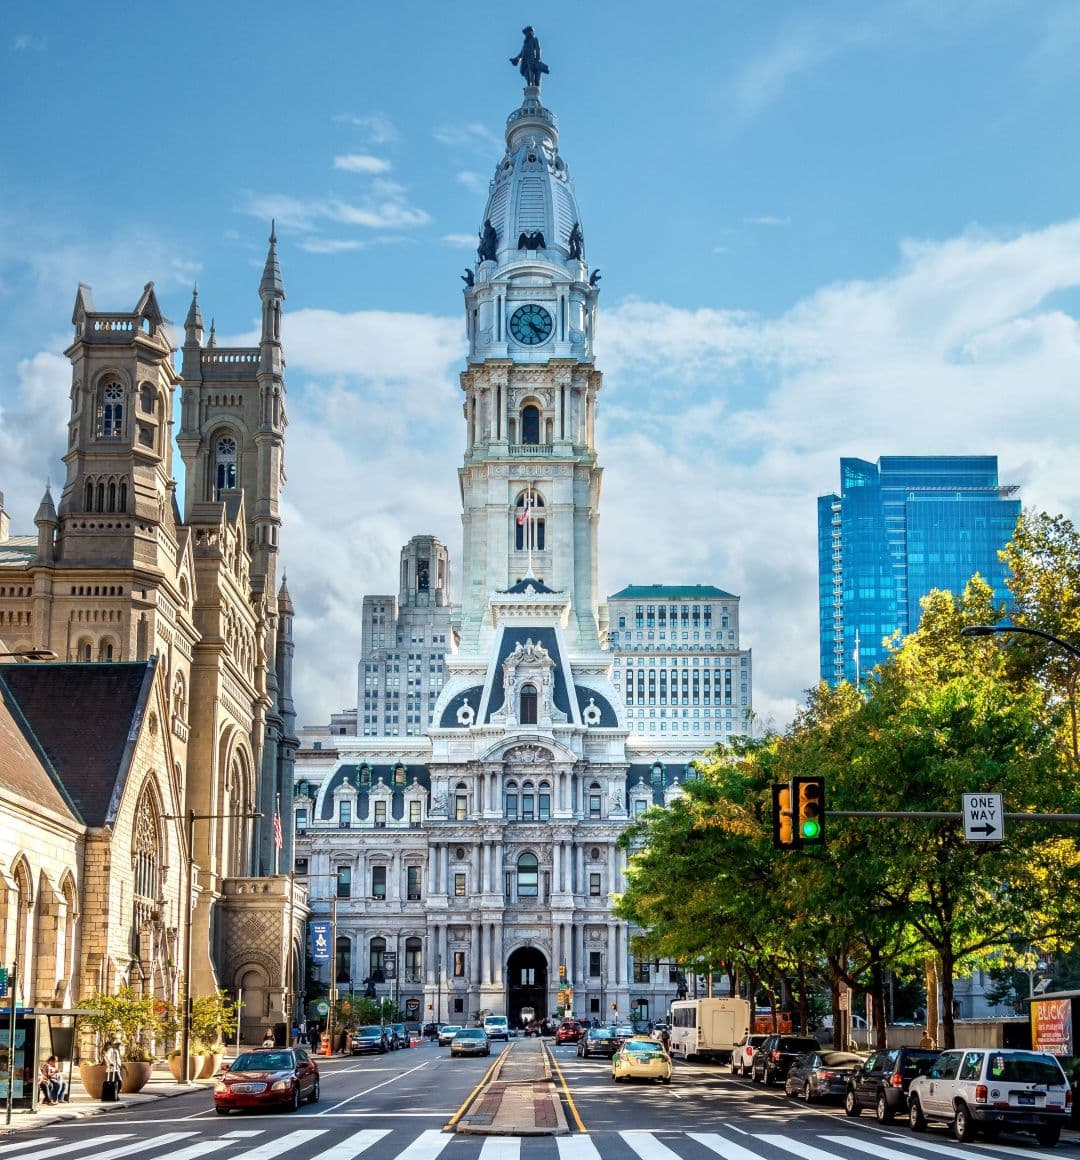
[552,843,561,894]
[607,924,617,988]
[473,922,482,986]
[494,923,504,984]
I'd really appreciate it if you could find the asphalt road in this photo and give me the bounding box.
[5,1040,1075,1160]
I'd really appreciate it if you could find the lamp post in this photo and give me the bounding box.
[167,808,261,1083]
[961,623,1080,660]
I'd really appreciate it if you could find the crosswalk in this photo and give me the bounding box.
[2,1125,1039,1160]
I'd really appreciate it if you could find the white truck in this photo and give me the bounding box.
[668,998,751,1062]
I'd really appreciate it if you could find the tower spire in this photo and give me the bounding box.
[259,221,285,347]
[184,284,204,348]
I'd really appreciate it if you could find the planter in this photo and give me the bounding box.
[120,1060,153,1093]
[196,1052,224,1079]
[79,1061,107,1100]
[167,1053,205,1082]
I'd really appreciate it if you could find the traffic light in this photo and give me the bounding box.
[794,776,825,845]
[559,963,566,981]
[772,782,795,849]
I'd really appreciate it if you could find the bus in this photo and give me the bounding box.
[668,998,751,1062]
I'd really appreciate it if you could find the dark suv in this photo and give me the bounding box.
[752,1034,821,1085]
[844,1046,939,1123]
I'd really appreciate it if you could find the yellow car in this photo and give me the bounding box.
[612,1036,673,1084]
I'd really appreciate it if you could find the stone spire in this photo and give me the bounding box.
[259,221,285,351]
[260,221,284,299]
[34,484,57,563]
[184,285,203,347]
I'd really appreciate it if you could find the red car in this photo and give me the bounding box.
[555,1021,586,1045]
[214,1047,319,1114]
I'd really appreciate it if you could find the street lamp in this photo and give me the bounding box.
[961,624,1080,661]
[166,808,261,1083]
[0,648,57,661]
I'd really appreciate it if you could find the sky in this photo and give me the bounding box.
[4,1,1080,733]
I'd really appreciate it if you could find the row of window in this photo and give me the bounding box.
[611,630,735,642]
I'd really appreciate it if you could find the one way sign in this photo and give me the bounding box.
[962,793,1004,842]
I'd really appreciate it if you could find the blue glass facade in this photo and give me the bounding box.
[818,456,1021,686]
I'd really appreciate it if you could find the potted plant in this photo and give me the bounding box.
[190,990,237,1078]
[76,986,161,1095]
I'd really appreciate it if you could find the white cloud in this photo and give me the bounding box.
[744,216,791,227]
[333,113,398,144]
[456,171,487,194]
[333,154,393,175]
[12,34,31,51]
[433,122,503,153]
[296,239,366,255]
[244,191,431,233]
[442,233,477,249]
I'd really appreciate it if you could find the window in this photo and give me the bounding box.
[589,872,602,896]
[515,492,546,551]
[295,808,308,830]
[538,789,551,821]
[336,936,351,984]
[409,800,422,827]
[453,997,464,1014]
[214,435,238,497]
[454,872,466,897]
[374,800,387,827]
[521,404,540,444]
[336,866,351,898]
[371,866,387,899]
[370,937,386,981]
[520,684,538,725]
[522,791,535,821]
[505,790,519,819]
[407,865,422,900]
[339,800,352,828]
[405,937,422,983]
[589,792,602,819]
[455,794,468,821]
[589,951,602,978]
[96,381,125,439]
[517,852,538,897]
[294,856,309,875]
[453,951,465,978]
[633,959,651,983]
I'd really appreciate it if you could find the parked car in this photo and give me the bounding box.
[213,1047,319,1114]
[844,1046,940,1123]
[612,1036,673,1084]
[610,1024,635,1048]
[555,1020,586,1045]
[730,1033,769,1078]
[450,1028,491,1057]
[437,1024,464,1046]
[390,1022,408,1049]
[752,1034,821,1086]
[785,1050,865,1102]
[350,1025,390,1055]
[577,1027,618,1059]
[907,1047,1072,1146]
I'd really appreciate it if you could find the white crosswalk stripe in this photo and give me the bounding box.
[619,1131,684,1160]
[0,1139,62,1156]
[691,1130,781,1160]
[392,1128,456,1160]
[316,1128,393,1160]
[153,1140,226,1160]
[8,1132,194,1160]
[6,1134,134,1160]
[556,1134,603,1160]
[757,1136,863,1159]
[223,1128,327,1160]
[479,1139,521,1160]
[822,1132,1030,1158]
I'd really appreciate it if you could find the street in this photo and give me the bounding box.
[4,1041,1075,1160]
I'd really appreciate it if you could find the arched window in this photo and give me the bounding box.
[140,383,156,414]
[107,479,117,512]
[370,936,387,982]
[214,435,238,498]
[99,638,115,661]
[336,936,351,985]
[84,480,94,512]
[76,639,92,662]
[504,780,519,820]
[521,404,540,445]
[118,479,128,512]
[517,852,538,898]
[514,492,545,551]
[519,683,538,725]
[405,937,423,983]
[132,789,161,904]
[96,381,125,439]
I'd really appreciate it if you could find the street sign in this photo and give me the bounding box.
[316,1000,330,1016]
[962,793,1004,841]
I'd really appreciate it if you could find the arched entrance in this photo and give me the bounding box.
[506,946,548,1030]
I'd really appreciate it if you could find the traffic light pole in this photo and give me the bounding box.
[831,811,1080,821]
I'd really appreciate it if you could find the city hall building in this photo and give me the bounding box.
[293,54,752,1029]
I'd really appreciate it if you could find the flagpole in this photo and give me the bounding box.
[274,793,281,876]
[526,483,534,578]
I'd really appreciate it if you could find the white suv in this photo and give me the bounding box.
[730,1033,769,1077]
[483,1015,509,1041]
[907,1047,1072,1147]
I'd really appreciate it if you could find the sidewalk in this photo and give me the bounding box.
[455,1038,568,1136]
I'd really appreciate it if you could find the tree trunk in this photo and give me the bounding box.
[872,959,887,1050]
[939,946,956,1050]
[925,957,939,1048]
[796,962,809,1035]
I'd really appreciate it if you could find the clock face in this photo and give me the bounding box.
[509,304,554,346]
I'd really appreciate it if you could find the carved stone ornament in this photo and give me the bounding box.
[505,744,549,765]
[582,697,601,726]
[456,697,476,726]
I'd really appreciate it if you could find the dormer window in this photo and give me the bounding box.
[521,404,540,444]
[519,683,538,725]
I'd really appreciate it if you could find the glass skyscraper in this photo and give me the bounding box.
[818,456,1021,686]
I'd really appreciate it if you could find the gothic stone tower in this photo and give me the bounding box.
[423,44,633,1025]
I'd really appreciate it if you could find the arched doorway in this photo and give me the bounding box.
[506,946,548,1030]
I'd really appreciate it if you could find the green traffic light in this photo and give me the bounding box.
[800,819,821,840]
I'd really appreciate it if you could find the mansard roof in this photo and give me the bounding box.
[0,673,81,822]
[608,584,737,600]
[0,660,156,827]
[504,576,556,594]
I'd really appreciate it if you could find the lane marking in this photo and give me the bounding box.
[618,1132,683,1160]
[320,1058,434,1115]
[4,1133,134,1160]
[0,1140,62,1156]
[478,1138,521,1160]
[545,1041,586,1133]
[690,1132,773,1160]
[556,1136,602,1160]
[313,1127,392,1160]
[223,1128,327,1160]
[444,1052,502,1130]
[821,1132,1035,1157]
[394,1128,455,1160]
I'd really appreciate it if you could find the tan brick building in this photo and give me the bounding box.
[0,236,305,1042]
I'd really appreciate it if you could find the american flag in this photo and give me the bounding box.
[517,499,531,526]
[273,804,283,850]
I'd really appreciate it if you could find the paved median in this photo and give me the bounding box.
[454,1038,569,1136]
